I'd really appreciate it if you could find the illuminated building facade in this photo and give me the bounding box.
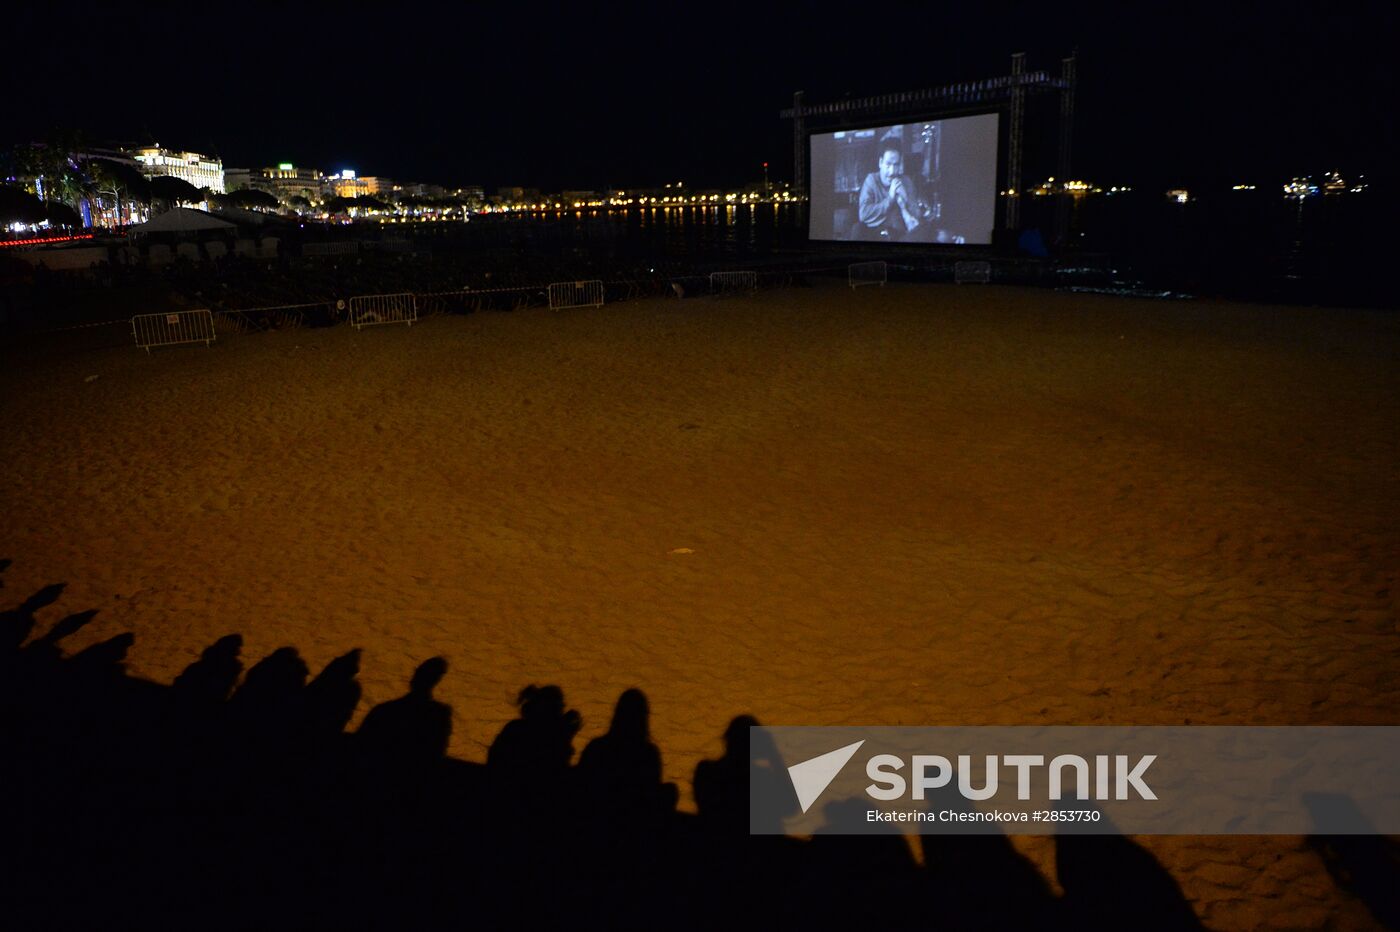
[325,171,394,199]
[130,145,226,193]
[327,171,369,198]
[265,164,323,202]
[226,163,324,204]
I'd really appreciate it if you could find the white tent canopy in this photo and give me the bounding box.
[127,207,236,234]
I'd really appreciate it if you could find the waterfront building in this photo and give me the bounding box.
[325,171,393,199]
[225,164,324,205]
[130,145,226,193]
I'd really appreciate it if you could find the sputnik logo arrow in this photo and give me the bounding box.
[787,740,865,813]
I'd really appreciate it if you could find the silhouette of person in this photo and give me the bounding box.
[16,610,97,677]
[70,632,136,679]
[916,780,1058,925]
[576,688,677,826]
[227,646,310,737]
[1055,804,1204,929]
[173,634,244,704]
[694,715,797,835]
[1,582,66,653]
[357,656,452,763]
[807,796,922,926]
[487,684,581,781]
[304,648,362,737]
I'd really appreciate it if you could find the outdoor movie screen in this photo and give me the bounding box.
[808,113,999,245]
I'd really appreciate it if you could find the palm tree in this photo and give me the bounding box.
[84,158,150,227]
[3,132,105,232]
[26,131,92,209]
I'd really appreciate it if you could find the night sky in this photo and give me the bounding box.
[8,1,1395,192]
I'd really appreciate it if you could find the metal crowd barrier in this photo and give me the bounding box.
[216,302,330,333]
[954,260,993,284]
[848,261,888,289]
[303,241,360,257]
[131,309,216,353]
[548,280,604,310]
[709,270,758,296]
[416,290,476,317]
[348,292,417,330]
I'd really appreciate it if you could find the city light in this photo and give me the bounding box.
[47,134,1376,237]
[0,233,95,248]
[1283,178,1319,199]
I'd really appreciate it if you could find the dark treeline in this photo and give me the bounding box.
[4,565,1397,929]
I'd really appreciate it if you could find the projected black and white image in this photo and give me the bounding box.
[809,113,999,245]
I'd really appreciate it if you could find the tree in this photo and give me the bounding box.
[6,135,90,209]
[0,185,48,226]
[287,195,312,212]
[44,201,84,230]
[324,195,388,214]
[148,175,204,210]
[227,188,279,211]
[84,158,150,226]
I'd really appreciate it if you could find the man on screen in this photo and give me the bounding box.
[857,141,929,241]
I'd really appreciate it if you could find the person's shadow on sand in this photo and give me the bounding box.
[229,645,309,726]
[487,683,581,784]
[1054,801,1204,929]
[0,581,65,655]
[18,609,97,672]
[577,687,678,830]
[6,571,1383,930]
[694,714,798,835]
[917,779,1060,927]
[357,656,451,763]
[305,648,363,738]
[172,634,244,705]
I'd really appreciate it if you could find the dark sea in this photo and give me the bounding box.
[427,194,1393,309]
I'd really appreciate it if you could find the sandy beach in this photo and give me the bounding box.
[3,282,1397,928]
